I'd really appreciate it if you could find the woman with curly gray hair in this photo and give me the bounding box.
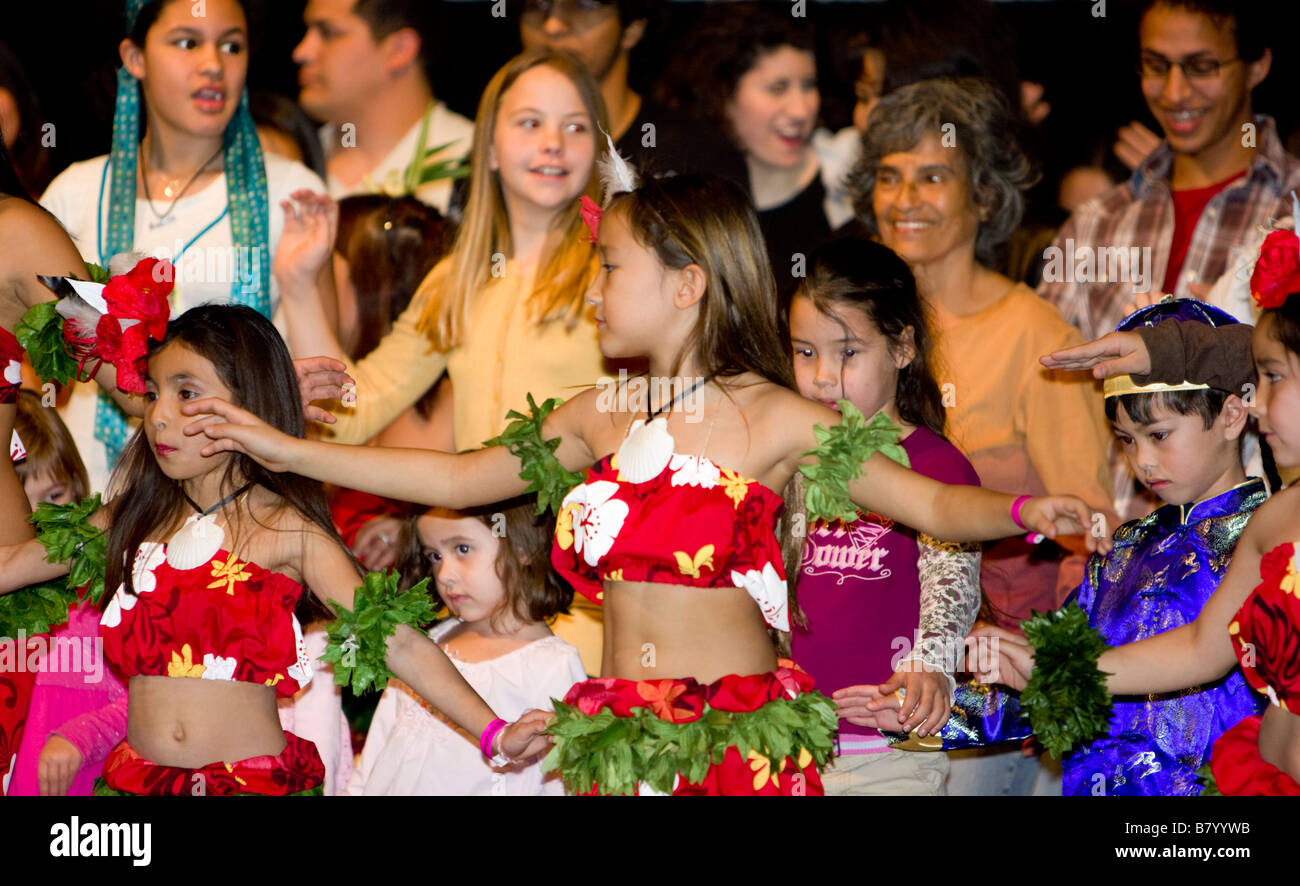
[849,77,1117,796]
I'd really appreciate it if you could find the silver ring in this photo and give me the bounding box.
[379,534,392,545]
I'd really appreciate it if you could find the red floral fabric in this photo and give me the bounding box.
[99,544,313,700]
[1209,715,1300,796]
[552,452,790,629]
[1230,541,1300,707]
[562,665,825,796]
[0,325,22,405]
[1250,230,1300,311]
[0,636,41,794]
[102,731,325,795]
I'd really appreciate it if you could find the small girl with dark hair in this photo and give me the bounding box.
[347,498,584,795]
[0,303,550,795]
[786,237,982,795]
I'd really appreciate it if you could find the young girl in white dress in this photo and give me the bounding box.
[346,499,585,796]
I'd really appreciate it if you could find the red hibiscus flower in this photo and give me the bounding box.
[96,314,151,394]
[1250,230,1300,310]
[103,257,173,341]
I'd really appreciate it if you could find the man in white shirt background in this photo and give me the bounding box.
[294,0,474,211]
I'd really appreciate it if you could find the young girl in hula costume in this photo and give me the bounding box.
[0,302,550,795]
[971,228,1300,794]
[183,173,1101,796]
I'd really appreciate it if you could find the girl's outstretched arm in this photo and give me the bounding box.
[183,393,594,510]
[298,526,550,759]
[844,451,1101,548]
[970,490,1284,695]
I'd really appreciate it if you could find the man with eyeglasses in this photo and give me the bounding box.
[1039,0,1300,342]
[295,0,474,211]
[518,0,744,183]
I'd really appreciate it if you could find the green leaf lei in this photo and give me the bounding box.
[15,301,80,387]
[541,690,838,796]
[798,400,910,524]
[320,570,437,696]
[0,495,107,639]
[16,264,111,386]
[1019,603,1113,758]
[481,393,583,518]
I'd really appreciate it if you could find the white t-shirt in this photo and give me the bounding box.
[319,101,473,213]
[345,619,587,796]
[40,152,325,493]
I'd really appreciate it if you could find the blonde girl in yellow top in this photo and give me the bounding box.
[272,48,611,668]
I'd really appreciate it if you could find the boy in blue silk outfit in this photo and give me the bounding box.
[889,300,1266,795]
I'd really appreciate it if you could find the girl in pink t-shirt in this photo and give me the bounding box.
[787,238,982,795]
[7,390,126,796]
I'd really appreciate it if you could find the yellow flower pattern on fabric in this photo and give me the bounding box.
[556,503,578,551]
[1282,560,1297,597]
[719,469,750,508]
[207,557,252,595]
[673,545,715,578]
[747,748,777,791]
[604,569,624,581]
[167,644,206,678]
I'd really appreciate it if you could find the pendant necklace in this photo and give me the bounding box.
[166,481,253,570]
[616,373,715,483]
[140,144,225,223]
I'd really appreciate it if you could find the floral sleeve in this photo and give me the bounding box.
[903,535,982,676]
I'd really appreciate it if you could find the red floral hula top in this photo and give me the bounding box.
[100,542,314,699]
[1,325,22,405]
[1229,541,1300,710]
[551,450,790,631]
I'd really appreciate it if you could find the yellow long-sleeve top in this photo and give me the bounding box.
[322,258,606,449]
[928,283,1116,627]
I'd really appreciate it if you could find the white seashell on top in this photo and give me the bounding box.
[165,513,225,571]
[615,417,675,483]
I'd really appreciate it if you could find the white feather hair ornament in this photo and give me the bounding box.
[596,129,639,206]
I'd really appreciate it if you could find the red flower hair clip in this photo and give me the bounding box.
[579,195,602,244]
[1250,229,1300,310]
[24,256,174,394]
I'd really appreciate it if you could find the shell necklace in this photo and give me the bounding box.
[615,374,715,483]
[166,482,253,570]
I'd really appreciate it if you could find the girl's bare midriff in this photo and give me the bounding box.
[127,675,285,769]
[603,581,777,685]
[1259,704,1300,783]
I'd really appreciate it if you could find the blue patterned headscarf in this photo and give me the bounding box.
[96,0,272,469]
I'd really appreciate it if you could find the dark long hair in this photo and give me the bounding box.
[788,237,948,437]
[105,305,356,607]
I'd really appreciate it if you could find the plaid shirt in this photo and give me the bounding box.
[1039,115,1300,340]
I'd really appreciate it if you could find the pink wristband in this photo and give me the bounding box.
[480,718,507,758]
[1010,495,1032,530]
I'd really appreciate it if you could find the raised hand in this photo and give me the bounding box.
[1113,120,1162,171]
[293,355,354,425]
[274,190,339,292]
[1040,330,1150,379]
[181,396,301,472]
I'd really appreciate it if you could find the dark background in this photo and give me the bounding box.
[8,0,1300,196]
